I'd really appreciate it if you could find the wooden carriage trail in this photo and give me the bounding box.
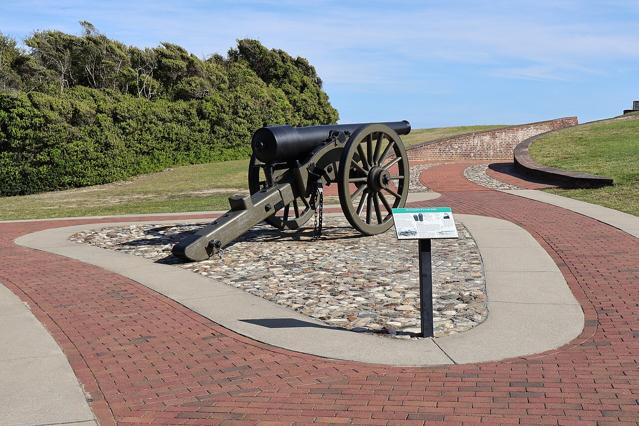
[1,162,638,425]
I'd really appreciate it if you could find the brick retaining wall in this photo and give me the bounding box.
[407,117,578,161]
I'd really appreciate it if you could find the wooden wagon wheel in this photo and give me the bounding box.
[337,124,410,235]
[248,155,314,230]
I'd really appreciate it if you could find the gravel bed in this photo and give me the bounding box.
[71,215,487,339]
[464,164,521,190]
[409,163,436,192]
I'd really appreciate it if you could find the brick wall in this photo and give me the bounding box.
[407,117,578,161]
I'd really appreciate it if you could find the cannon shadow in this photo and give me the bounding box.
[239,318,345,331]
[119,222,367,264]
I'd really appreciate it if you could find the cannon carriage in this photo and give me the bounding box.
[172,121,412,261]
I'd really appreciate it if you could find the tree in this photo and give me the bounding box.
[75,21,130,91]
[128,47,159,99]
[0,32,23,91]
[229,38,338,125]
[25,30,77,93]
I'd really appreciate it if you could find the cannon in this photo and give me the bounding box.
[172,121,411,261]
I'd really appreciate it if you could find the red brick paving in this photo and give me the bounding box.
[1,163,638,425]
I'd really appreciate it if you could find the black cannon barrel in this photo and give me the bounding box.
[252,120,411,163]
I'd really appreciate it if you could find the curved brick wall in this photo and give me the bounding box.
[407,117,578,161]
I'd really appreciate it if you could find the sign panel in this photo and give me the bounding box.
[392,207,458,240]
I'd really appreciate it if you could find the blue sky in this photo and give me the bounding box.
[1,0,638,128]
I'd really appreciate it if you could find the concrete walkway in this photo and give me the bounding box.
[504,189,639,239]
[0,161,637,424]
[0,284,95,426]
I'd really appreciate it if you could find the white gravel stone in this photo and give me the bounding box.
[464,164,522,190]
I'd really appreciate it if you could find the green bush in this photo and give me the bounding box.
[0,84,300,195]
[0,25,338,195]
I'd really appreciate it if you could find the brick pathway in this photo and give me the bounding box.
[1,162,638,425]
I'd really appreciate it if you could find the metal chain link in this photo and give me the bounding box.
[314,186,323,240]
[310,184,323,241]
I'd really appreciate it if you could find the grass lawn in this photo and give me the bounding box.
[529,115,639,217]
[0,160,249,220]
[1,124,504,220]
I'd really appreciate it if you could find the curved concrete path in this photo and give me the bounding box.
[0,162,637,424]
[0,283,95,426]
[15,214,583,366]
[503,189,639,239]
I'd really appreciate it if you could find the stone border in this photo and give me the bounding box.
[512,117,627,188]
[407,117,578,161]
[16,214,584,366]
[0,283,96,426]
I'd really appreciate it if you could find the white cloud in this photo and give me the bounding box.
[2,0,638,85]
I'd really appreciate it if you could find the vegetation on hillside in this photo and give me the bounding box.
[0,22,338,195]
[530,116,639,216]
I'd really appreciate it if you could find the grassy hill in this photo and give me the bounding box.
[530,115,639,216]
[0,124,503,220]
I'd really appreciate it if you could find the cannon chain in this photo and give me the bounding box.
[309,184,324,240]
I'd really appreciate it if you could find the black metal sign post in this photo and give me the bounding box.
[418,239,434,337]
[392,207,458,338]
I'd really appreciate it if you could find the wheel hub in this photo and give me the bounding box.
[368,166,391,191]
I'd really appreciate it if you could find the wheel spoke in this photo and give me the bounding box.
[366,192,372,224]
[384,186,402,200]
[351,160,368,176]
[301,196,310,208]
[349,177,367,183]
[378,139,396,165]
[357,144,370,170]
[378,191,392,214]
[351,184,367,203]
[389,175,404,180]
[382,156,401,171]
[373,133,383,164]
[356,190,368,215]
[366,134,373,166]
[373,192,383,224]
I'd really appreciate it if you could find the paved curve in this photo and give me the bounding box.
[0,162,638,424]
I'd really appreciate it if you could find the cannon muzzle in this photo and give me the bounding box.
[252,120,411,163]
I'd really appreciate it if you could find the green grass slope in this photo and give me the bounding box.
[529,115,639,216]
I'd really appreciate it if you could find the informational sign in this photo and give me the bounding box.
[392,207,458,240]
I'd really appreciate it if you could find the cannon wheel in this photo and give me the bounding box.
[248,155,314,230]
[337,124,410,235]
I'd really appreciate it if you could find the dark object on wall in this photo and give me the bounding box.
[173,121,412,261]
[623,101,639,115]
